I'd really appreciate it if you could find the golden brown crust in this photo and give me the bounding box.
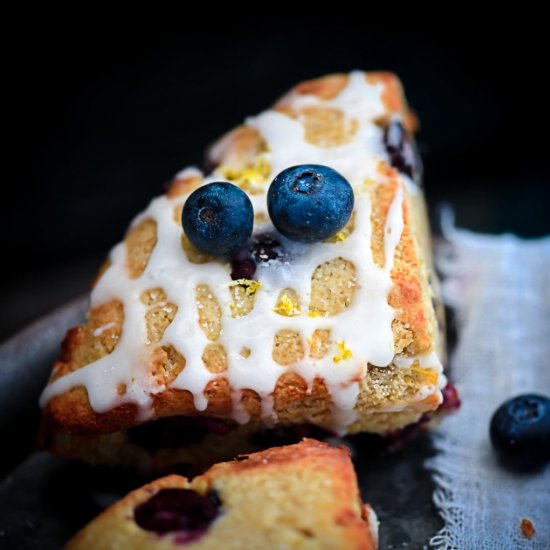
[274,375,331,425]
[66,440,377,550]
[310,257,357,316]
[294,73,350,99]
[366,72,417,132]
[240,388,261,419]
[309,328,331,359]
[151,388,195,418]
[42,387,138,436]
[356,364,438,412]
[370,165,435,355]
[202,343,228,374]
[272,330,304,366]
[50,299,123,382]
[166,173,203,198]
[195,284,223,341]
[207,125,267,170]
[66,475,190,550]
[141,288,178,344]
[274,101,360,148]
[125,218,157,279]
[151,345,186,385]
[181,233,214,264]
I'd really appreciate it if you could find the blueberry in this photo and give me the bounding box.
[440,383,461,411]
[490,394,550,470]
[383,120,422,182]
[267,165,354,243]
[230,256,256,280]
[228,234,285,280]
[251,233,281,262]
[182,182,253,256]
[134,488,221,538]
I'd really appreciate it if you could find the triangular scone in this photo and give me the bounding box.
[66,439,378,550]
[40,71,446,470]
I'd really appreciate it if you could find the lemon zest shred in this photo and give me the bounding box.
[327,230,348,243]
[411,365,438,384]
[353,177,376,196]
[253,153,272,179]
[363,177,376,187]
[307,310,323,318]
[218,166,240,180]
[218,154,271,188]
[229,279,262,296]
[332,341,353,363]
[241,168,263,184]
[274,295,301,317]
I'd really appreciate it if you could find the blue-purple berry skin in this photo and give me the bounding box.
[383,120,422,182]
[490,394,550,470]
[182,182,253,256]
[229,234,283,280]
[267,164,354,243]
[134,488,221,538]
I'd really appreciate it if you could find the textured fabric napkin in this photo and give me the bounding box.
[427,220,550,549]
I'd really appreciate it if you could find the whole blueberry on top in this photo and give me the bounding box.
[267,165,354,243]
[134,488,221,538]
[182,182,253,256]
[490,394,550,470]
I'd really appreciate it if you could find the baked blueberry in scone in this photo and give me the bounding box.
[66,439,378,550]
[40,71,449,471]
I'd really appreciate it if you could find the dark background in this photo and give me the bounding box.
[3,20,549,341]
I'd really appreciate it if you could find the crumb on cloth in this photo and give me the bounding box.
[520,518,535,539]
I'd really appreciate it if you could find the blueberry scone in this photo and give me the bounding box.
[40,71,447,470]
[66,440,378,550]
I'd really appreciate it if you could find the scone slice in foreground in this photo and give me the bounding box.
[66,439,378,550]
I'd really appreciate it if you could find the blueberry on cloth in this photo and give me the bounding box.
[490,394,550,470]
[182,182,253,256]
[267,164,354,243]
[134,488,221,537]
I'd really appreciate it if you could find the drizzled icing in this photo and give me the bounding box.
[40,71,443,433]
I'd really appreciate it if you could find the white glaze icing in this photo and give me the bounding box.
[174,166,203,181]
[40,71,443,433]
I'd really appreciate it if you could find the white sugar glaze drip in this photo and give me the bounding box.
[40,71,443,432]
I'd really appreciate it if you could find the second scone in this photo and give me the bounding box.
[66,439,378,550]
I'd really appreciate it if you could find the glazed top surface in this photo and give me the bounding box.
[40,71,443,432]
